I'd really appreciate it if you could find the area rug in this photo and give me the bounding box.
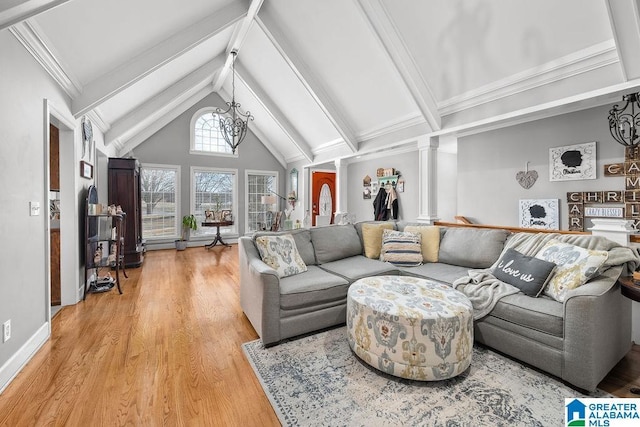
[242,326,608,426]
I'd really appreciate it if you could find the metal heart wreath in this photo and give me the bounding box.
[516,170,538,189]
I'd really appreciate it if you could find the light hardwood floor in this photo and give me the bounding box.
[1,246,639,425]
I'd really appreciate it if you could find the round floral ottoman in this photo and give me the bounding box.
[346,276,473,381]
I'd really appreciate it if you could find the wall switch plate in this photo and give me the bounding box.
[30,201,40,216]
[3,319,10,343]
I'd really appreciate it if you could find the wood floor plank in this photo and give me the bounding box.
[0,245,639,425]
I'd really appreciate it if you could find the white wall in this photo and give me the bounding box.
[0,30,87,391]
[457,104,625,229]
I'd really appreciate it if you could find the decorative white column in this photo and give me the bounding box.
[588,218,636,246]
[416,135,439,223]
[589,218,640,343]
[334,158,348,218]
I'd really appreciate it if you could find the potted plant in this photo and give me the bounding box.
[175,214,197,250]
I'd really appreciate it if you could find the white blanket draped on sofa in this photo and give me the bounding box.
[453,232,640,320]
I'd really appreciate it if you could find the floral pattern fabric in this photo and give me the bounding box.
[255,234,307,278]
[534,239,609,302]
[347,276,473,381]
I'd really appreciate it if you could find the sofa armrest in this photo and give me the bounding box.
[562,265,631,391]
[239,237,282,345]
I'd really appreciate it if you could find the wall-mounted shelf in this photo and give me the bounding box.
[378,175,399,188]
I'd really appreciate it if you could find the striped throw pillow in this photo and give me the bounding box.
[380,229,423,267]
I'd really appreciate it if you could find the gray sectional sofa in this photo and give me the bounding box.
[238,221,638,391]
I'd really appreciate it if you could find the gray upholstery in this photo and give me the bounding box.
[439,227,509,268]
[399,262,469,284]
[311,224,362,264]
[319,255,400,281]
[279,266,349,310]
[239,223,631,391]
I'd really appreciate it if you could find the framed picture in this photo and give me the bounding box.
[80,161,93,179]
[205,210,214,221]
[222,210,233,222]
[371,182,379,196]
[363,186,371,199]
[549,142,596,181]
[519,199,559,229]
[397,180,405,192]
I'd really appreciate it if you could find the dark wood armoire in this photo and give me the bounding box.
[108,158,144,267]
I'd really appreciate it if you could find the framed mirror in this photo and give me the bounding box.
[290,168,298,200]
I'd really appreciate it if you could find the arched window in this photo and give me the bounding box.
[190,108,236,156]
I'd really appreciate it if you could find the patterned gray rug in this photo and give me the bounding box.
[242,326,608,426]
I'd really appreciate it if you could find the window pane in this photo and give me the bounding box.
[247,173,276,232]
[192,169,235,236]
[193,111,233,154]
[140,167,178,239]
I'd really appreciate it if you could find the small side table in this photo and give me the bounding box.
[202,221,234,249]
[618,276,640,302]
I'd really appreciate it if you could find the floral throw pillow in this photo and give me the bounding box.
[255,234,308,278]
[534,239,608,302]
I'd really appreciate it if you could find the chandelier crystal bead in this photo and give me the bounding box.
[216,50,254,154]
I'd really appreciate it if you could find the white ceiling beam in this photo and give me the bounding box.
[255,15,359,153]
[105,55,226,145]
[234,63,314,162]
[356,0,441,132]
[0,0,71,31]
[71,0,248,117]
[116,87,213,156]
[605,0,640,81]
[212,0,264,92]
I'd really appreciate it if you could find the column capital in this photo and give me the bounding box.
[417,135,439,150]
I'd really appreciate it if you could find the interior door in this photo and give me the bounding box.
[311,171,336,226]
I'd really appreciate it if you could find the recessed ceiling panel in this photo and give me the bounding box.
[236,24,341,150]
[98,26,234,124]
[33,0,236,84]
[261,0,419,136]
[383,0,614,102]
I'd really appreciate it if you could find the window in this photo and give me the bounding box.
[246,171,278,232]
[140,164,180,239]
[191,167,237,236]
[190,107,236,156]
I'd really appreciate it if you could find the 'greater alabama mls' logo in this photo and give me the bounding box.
[566,399,586,426]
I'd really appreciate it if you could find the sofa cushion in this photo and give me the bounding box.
[361,222,395,259]
[404,225,440,262]
[439,228,509,268]
[254,229,316,265]
[398,262,469,284]
[380,229,423,266]
[319,255,400,282]
[255,234,308,278]
[311,224,362,264]
[492,248,557,297]
[279,265,350,310]
[535,239,609,302]
[488,293,564,337]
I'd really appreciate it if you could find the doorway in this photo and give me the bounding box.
[49,124,61,309]
[311,171,336,226]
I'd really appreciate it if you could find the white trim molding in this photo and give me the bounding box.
[438,40,620,116]
[0,322,49,394]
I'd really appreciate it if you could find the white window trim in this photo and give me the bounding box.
[140,163,181,241]
[190,166,239,236]
[189,107,239,158]
[245,169,279,233]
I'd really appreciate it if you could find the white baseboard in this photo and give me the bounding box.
[0,322,50,394]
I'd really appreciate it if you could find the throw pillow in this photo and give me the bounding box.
[404,225,440,263]
[362,222,395,259]
[534,239,609,302]
[492,248,556,297]
[255,234,308,278]
[380,229,423,267]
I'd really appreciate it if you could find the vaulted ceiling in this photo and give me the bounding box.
[5,0,640,165]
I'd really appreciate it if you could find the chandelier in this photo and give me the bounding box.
[216,50,254,154]
[608,92,640,147]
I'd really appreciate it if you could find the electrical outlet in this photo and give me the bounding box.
[3,320,10,343]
